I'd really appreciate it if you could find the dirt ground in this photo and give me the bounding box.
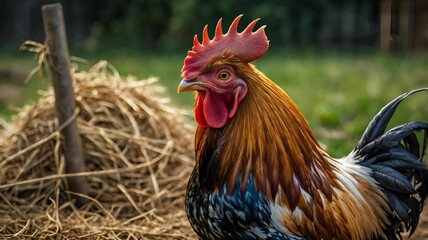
[413,206,428,239]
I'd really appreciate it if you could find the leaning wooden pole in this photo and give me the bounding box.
[42,3,88,206]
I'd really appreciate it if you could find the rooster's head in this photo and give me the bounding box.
[178,15,269,128]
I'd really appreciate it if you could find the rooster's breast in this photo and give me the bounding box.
[185,168,305,240]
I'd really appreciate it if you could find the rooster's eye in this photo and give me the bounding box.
[218,71,230,81]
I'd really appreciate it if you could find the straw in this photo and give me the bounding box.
[0,60,196,239]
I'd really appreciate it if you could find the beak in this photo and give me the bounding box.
[177,79,205,93]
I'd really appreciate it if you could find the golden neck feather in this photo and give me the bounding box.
[196,62,338,210]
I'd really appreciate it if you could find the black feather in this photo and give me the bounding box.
[359,122,428,156]
[403,132,420,157]
[356,88,428,150]
[362,149,424,167]
[384,191,410,223]
[369,165,415,194]
[381,159,425,170]
[354,88,428,239]
[199,142,221,192]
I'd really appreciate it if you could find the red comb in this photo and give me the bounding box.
[181,15,269,79]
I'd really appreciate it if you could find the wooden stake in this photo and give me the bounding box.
[42,3,88,206]
[380,0,392,52]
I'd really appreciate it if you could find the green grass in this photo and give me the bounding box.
[0,48,427,156]
[0,51,51,117]
[258,51,428,156]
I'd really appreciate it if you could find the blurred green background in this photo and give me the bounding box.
[0,0,427,156]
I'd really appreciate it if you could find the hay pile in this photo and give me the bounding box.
[0,61,197,239]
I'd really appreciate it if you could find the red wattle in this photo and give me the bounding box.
[228,86,242,118]
[203,91,229,128]
[194,94,209,128]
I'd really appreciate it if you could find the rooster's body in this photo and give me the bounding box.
[178,15,428,240]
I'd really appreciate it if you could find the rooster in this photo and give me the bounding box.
[178,15,428,240]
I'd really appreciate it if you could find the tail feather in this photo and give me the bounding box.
[358,122,428,156]
[353,88,428,239]
[369,164,416,195]
[356,88,428,150]
[362,149,425,169]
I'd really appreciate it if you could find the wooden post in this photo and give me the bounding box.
[380,0,392,52]
[398,0,412,50]
[42,3,88,206]
[413,0,428,49]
